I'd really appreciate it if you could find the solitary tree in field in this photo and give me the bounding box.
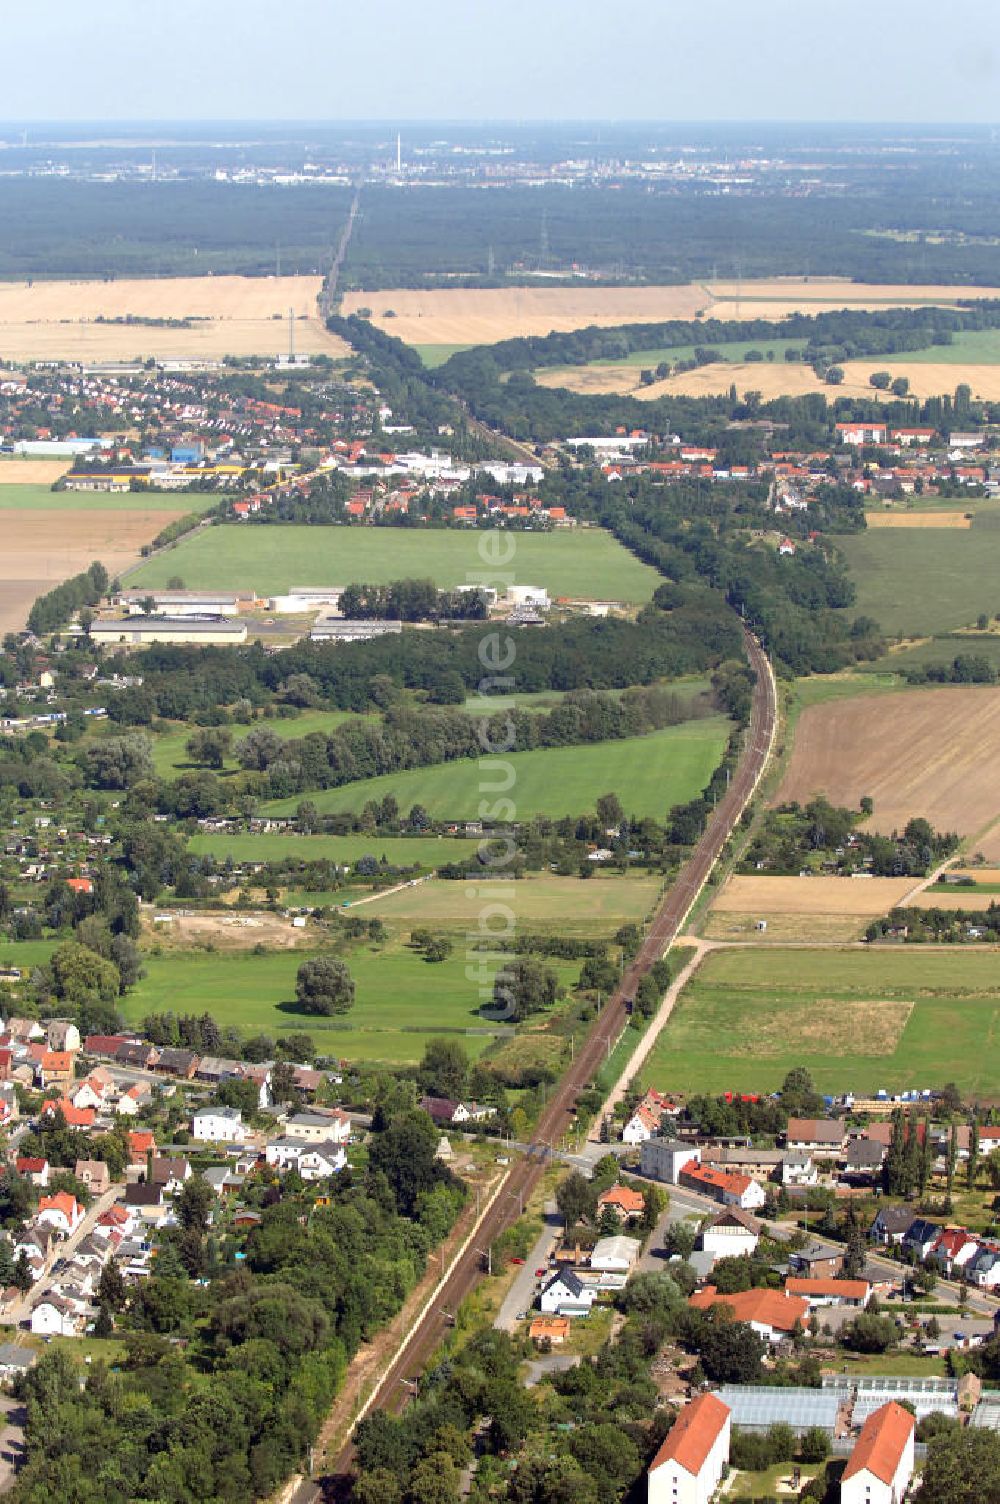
[294,956,355,1016]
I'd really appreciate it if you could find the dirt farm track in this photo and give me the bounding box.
[777,685,1000,841]
[0,276,349,362]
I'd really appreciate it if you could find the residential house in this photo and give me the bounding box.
[968,1246,1000,1290]
[284,1109,351,1145]
[45,1021,81,1053]
[786,1241,845,1280]
[30,1297,80,1337]
[264,1138,346,1180]
[43,1098,95,1130]
[36,1192,84,1237]
[71,1069,115,1111]
[929,1228,980,1276]
[704,1146,784,1183]
[154,1047,200,1079]
[150,1157,191,1194]
[203,1166,246,1197]
[781,1152,818,1187]
[74,1160,110,1196]
[124,1183,168,1222]
[641,1139,700,1184]
[784,1277,871,1308]
[0,1344,36,1382]
[38,1051,74,1090]
[596,1185,646,1223]
[539,1267,595,1318]
[688,1287,809,1344]
[590,1235,640,1272]
[869,1206,916,1246]
[15,1157,50,1187]
[841,1401,914,1504]
[647,1392,731,1504]
[901,1219,943,1261]
[699,1208,762,1259]
[843,1139,886,1182]
[622,1088,680,1145]
[784,1118,846,1158]
[678,1160,767,1211]
[127,1129,157,1165]
[191,1107,246,1143]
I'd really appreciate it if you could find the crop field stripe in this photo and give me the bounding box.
[0,484,221,513]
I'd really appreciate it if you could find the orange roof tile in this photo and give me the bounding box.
[688,1287,809,1333]
[597,1185,646,1213]
[842,1401,914,1485]
[649,1392,730,1477]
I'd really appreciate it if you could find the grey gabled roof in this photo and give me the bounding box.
[543,1265,586,1298]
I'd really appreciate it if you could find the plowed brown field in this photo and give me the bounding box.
[0,508,191,632]
[778,686,1000,838]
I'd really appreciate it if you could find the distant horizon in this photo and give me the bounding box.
[1,118,997,130]
[3,0,997,124]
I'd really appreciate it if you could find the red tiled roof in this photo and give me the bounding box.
[649,1392,730,1477]
[688,1286,809,1333]
[842,1401,914,1485]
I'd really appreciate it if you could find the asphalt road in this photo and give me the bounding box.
[326,629,777,1478]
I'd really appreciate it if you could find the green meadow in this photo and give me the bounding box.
[261,717,732,823]
[187,831,478,868]
[127,524,662,602]
[838,510,1000,636]
[0,483,220,512]
[120,944,581,1066]
[642,945,1000,1098]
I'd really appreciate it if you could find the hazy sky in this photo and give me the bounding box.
[5,0,999,123]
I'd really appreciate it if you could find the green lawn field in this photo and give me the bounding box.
[127,524,662,602]
[642,945,1000,1098]
[0,939,58,972]
[187,831,479,867]
[0,483,220,512]
[859,633,1000,675]
[838,510,1000,636]
[120,943,580,1066]
[261,717,732,822]
[877,330,1000,365]
[415,344,476,367]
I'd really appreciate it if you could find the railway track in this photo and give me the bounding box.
[327,628,777,1479]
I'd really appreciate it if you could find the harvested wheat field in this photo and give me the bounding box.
[539,360,878,402]
[778,685,1000,838]
[841,361,1000,401]
[0,460,69,486]
[0,507,191,632]
[866,512,972,529]
[712,874,918,915]
[346,278,1000,350]
[0,276,349,362]
[342,285,710,345]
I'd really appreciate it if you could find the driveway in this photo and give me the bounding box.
[494,1201,561,1333]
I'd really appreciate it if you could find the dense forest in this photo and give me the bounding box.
[341,179,1000,288]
